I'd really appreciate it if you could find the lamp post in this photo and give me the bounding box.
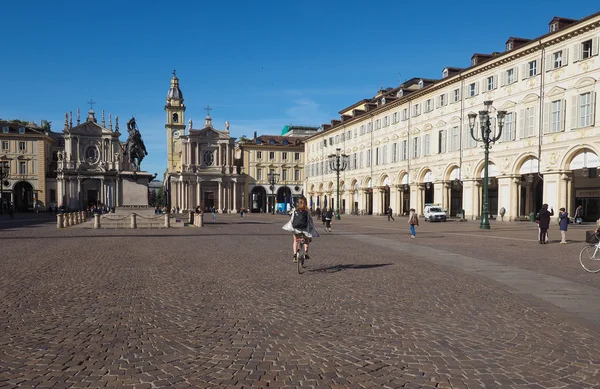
[468,100,506,229]
[328,148,349,220]
[267,171,280,215]
[0,156,12,214]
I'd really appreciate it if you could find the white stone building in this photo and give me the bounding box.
[305,13,600,222]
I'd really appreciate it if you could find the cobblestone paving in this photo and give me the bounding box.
[1,214,600,388]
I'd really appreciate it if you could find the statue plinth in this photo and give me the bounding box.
[116,171,155,215]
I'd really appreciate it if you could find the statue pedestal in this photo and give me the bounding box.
[116,171,155,216]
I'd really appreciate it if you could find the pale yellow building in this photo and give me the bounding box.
[239,134,305,213]
[0,121,56,211]
[306,12,600,222]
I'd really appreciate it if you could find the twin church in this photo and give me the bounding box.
[164,72,244,212]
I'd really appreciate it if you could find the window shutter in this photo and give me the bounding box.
[545,54,552,71]
[543,102,550,133]
[563,48,569,66]
[562,99,567,131]
[500,71,506,86]
[532,106,538,137]
[592,92,596,126]
[493,75,498,90]
[511,112,517,140]
[475,82,480,95]
[519,109,526,138]
[593,37,600,57]
[513,67,519,82]
[573,43,581,63]
[481,79,486,93]
[571,95,578,129]
[521,63,527,79]
[490,117,497,139]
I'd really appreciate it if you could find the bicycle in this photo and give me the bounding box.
[294,232,308,274]
[579,233,600,273]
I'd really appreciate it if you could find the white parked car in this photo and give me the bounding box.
[424,204,447,222]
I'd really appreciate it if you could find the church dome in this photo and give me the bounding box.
[167,72,184,100]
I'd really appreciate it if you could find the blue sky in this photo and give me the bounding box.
[1,1,598,177]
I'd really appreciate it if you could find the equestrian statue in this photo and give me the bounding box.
[124,117,148,171]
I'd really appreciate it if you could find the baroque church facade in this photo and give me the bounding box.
[56,108,143,210]
[164,73,245,212]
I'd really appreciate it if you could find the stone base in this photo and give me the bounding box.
[114,205,156,216]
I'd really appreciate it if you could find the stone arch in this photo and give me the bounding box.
[318,183,324,193]
[378,173,391,187]
[362,176,372,188]
[474,160,498,177]
[309,184,315,192]
[443,164,461,181]
[512,153,543,175]
[418,168,434,183]
[327,181,334,192]
[396,169,409,184]
[560,145,600,170]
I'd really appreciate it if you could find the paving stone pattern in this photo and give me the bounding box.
[1,214,600,388]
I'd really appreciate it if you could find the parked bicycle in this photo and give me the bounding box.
[579,230,600,273]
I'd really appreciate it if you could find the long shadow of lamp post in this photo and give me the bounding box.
[267,171,280,215]
[327,148,349,220]
[0,156,12,214]
[468,100,506,229]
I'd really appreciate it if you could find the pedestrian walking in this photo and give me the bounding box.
[387,206,395,221]
[324,208,334,232]
[574,205,583,224]
[408,208,418,238]
[537,204,554,244]
[558,207,569,244]
[211,206,216,222]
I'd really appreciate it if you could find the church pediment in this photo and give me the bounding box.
[190,127,231,142]
[69,121,113,137]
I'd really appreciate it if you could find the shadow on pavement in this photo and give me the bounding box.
[309,263,393,273]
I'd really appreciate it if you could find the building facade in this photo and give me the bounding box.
[0,121,56,211]
[164,73,244,212]
[305,13,600,222]
[239,134,305,213]
[56,109,130,210]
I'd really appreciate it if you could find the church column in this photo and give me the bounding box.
[218,181,222,211]
[196,144,200,168]
[233,181,237,212]
[77,177,82,209]
[196,180,201,208]
[509,177,520,221]
[226,144,231,172]
[116,178,120,207]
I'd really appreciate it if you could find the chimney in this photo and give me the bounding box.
[254,131,257,140]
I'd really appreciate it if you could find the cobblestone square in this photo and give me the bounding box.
[2,214,600,388]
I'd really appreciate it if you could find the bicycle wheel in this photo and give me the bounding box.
[297,242,305,274]
[579,245,600,273]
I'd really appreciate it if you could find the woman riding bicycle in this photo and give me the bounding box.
[282,195,319,262]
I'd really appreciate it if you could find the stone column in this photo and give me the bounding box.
[183,181,187,211]
[100,179,105,206]
[115,178,120,207]
[566,174,573,215]
[510,177,520,221]
[94,214,101,229]
[475,181,481,219]
[130,214,137,229]
[196,181,201,208]
[57,214,64,228]
[75,212,80,224]
[233,181,237,212]
[218,181,222,211]
[81,210,86,222]
[164,213,170,228]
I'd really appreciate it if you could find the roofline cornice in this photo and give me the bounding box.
[305,14,600,141]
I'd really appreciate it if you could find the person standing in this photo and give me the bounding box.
[574,205,583,224]
[387,206,395,221]
[408,208,418,238]
[558,207,569,244]
[537,204,554,244]
[211,206,216,222]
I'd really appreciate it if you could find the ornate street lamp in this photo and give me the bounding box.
[0,156,12,214]
[267,171,280,215]
[327,148,349,220]
[468,100,506,229]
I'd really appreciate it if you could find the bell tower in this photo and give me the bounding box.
[165,70,186,173]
